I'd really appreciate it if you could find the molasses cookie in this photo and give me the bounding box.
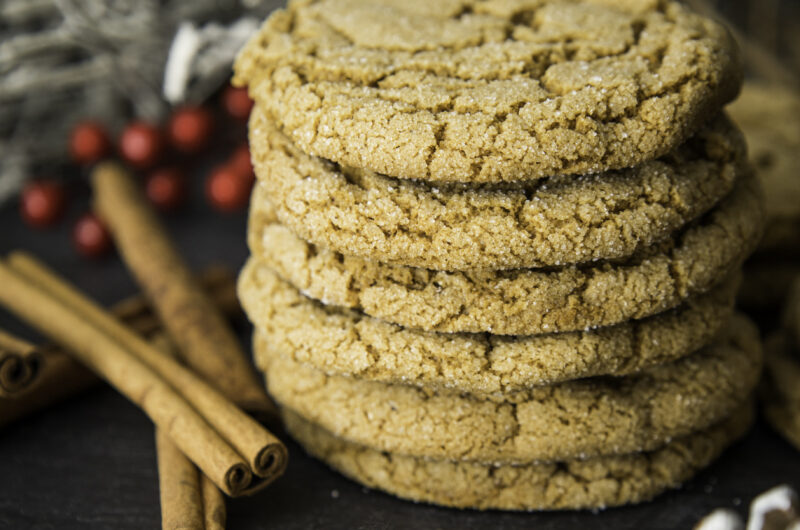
[235,0,742,183]
[248,170,763,334]
[240,258,738,395]
[282,403,754,510]
[249,108,744,270]
[259,315,761,463]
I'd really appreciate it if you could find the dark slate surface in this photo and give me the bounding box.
[0,176,798,530]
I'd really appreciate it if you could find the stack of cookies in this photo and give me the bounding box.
[234,0,766,510]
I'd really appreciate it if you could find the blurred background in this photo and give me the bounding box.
[689,0,800,86]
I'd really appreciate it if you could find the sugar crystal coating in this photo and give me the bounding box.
[240,259,737,396]
[247,170,763,334]
[260,314,760,463]
[235,0,742,183]
[282,403,753,511]
[249,108,745,270]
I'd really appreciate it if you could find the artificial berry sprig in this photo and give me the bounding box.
[145,168,187,212]
[227,144,255,187]
[221,84,253,121]
[120,121,164,169]
[168,106,214,154]
[20,180,66,229]
[69,121,112,166]
[72,212,112,258]
[19,81,258,259]
[206,165,251,212]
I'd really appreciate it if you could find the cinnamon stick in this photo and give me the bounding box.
[5,252,287,492]
[201,474,226,530]
[0,267,239,428]
[0,346,95,427]
[0,329,41,396]
[156,427,206,530]
[156,427,228,530]
[92,161,272,415]
[152,332,226,529]
[0,260,253,496]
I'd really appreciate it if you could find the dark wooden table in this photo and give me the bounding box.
[1,182,798,530]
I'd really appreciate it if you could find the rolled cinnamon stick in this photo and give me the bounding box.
[0,346,94,427]
[202,474,226,530]
[0,261,252,496]
[0,329,41,396]
[156,428,206,530]
[113,265,241,330]
[152,333,226,530]
[0,267,239,428]
[7,252,287,490]
[92,162,272,415]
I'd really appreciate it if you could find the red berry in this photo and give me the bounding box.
[222,85,253,121]
[119,121,163,169]
[168,106,214,153]
[20,180,66,229]
[72,213,112,258]
[228,144,255,186]
[69,121,111,165]
[145,167,186,211]
[206,166,250,211]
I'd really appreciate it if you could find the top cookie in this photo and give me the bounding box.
[235,0,742,183]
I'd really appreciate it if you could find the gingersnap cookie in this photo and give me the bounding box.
[259,314,761,463]
[241,258,738,396]
[282,403,754,511]
[728,81,800,256]
[248,169,763,335]
[250,108,744,270]
[235,0,741,184]
[760,333,800,451]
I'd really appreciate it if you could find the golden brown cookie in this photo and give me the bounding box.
[240,258,738,395]
[728,81,800,256]
[249,109,744,270]
[248,169,763,334]
[235,0,742,183]
[282,403,754,511]
[259,315,761,463]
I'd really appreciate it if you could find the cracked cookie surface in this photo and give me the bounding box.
[248,170,763,334]
[283,403,753,510]
[250,109,744,270]
[240,258,738,395]
[259,314,761,462]
[234,0,742,184]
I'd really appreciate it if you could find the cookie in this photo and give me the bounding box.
[250,108,744,270]
[234,0,742,183]
[248,169,763,334]
[241,258,738,395]
[282,403,754,511]
[760,333,800,451]
[259,314,761,463]
[728,81,800,256]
